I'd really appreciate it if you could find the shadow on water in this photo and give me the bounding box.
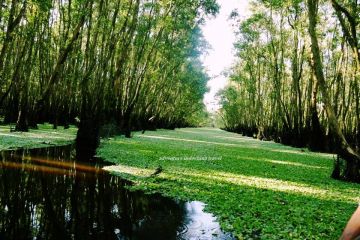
[0,145,233,240]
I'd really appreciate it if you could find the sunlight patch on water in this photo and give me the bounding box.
[238,156,328,170]
[104,164,154,177]
[263,159,328,169]
[139,135,239,147]
[171,171,360,203]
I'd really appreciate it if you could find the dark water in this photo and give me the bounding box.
[0,145,232,240]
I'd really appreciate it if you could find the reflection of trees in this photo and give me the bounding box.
[0,146,185,239]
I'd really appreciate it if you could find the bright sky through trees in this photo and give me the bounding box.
[202,0,249,112]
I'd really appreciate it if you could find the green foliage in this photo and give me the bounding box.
[260,0,286,9]
[97,128,360,239]
[221,0,360,155]
[30,0,52,11]
[0,0,217,132]
[199,0,220,15]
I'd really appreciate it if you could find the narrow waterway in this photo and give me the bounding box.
[0,145,232,240]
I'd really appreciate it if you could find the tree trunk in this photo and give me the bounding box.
[76,116,100,162]
[307,0,360,182]
[75,97,100,162]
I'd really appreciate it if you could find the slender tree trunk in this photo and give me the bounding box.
[76,99,100,162]
[307,65,324,152]
[36,7,88,109]
[0,0,26,77]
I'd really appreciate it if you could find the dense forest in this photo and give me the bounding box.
[1,0,360,180]
[220,0,360,182]
[0,0,218,159]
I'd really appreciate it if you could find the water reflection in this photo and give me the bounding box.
[0,145,232,240]
[180,201,231,240]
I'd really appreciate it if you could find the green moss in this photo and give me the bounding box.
[98,128,360,239]
[0,124,77,150]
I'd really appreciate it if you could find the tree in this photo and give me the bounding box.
[307,0,360,181]
[221,0,360,182]
[0,0,219,161]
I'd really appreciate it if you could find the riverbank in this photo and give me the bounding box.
[97,128,360,239]
[0,124,77,151]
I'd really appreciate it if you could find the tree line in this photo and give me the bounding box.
[220,0,360,182]
[0,0,218,159]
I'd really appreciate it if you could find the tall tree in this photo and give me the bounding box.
[221,0,360,182]
[307,0,360,181]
